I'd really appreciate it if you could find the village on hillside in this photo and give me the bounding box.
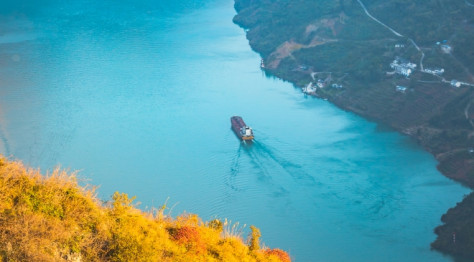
[281,38,474,97]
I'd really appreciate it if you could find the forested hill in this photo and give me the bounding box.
[233,0,474,260]
[234,0,473,81]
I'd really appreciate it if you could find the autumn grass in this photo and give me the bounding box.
[0,156,290,262]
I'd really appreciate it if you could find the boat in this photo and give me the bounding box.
[230,116,254,141]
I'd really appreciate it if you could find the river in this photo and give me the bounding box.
[0,0,470,261]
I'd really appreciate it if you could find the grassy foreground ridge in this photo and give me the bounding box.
[0,156,290,262]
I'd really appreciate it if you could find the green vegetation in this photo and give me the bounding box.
[432,192,474,261]
[0,156,291,262]
[234,0,473,80]
[233,0,474,260]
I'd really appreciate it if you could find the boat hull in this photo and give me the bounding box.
[230,116,254,141]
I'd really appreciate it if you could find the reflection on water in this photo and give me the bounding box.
[0,0,470,261]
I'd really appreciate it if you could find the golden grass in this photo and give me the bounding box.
[0,156,291,262]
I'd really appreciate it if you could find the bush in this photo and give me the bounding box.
[0,156,291,262]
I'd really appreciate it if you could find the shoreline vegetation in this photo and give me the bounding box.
[232,0,474,260]
[0,156,291,262]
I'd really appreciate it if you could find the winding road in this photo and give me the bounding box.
[355,0,404,37]
[357,0,474,88]
[356,0,426,70]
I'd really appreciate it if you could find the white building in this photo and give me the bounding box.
[451,80,462,88]
[391,63,412,77]
[390,58,416,77]
[400,68,412,77]
[441,45,452,54]
[396,86,407,93]
[303,82,317,94]
[425,68,445,75]
[405,63,417,69]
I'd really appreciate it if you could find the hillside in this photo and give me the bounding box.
[233,0,474,260]
[0,156,290,262]
[432,192,474,261]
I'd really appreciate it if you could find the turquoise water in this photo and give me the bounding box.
[0,1,470,261]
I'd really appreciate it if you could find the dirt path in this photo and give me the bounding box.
[356,0,425,70]
[355,0,404,37]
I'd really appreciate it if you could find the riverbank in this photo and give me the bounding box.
[233,0,474,260]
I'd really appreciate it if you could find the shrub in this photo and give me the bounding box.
[0,156,291,261]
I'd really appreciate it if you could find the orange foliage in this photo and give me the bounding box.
[0,156,291,262]
[169,226,207,253]
[265,249,292,262]
[170,226,200,243]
